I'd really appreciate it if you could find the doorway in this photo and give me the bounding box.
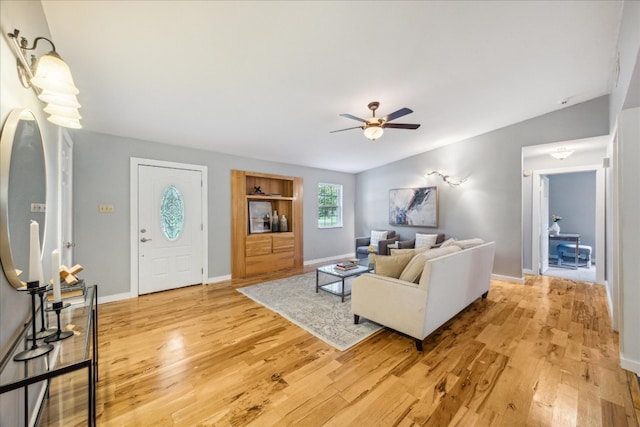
[530,166,605,284]
[130,158,208,295]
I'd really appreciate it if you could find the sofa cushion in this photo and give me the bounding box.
[440,238,457,248]
[415,233,438,249]
[372,252,414,278]
[370,230,388,249]
[455,238,485,249]
[399,246,462,283]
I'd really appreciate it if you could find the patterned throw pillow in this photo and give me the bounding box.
[415,233,438,249]
[369,230,388,249]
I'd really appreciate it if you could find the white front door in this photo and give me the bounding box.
[137,164,203,294]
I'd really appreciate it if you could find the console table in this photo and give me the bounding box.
[0,285,97,426]
[549,233,580,269]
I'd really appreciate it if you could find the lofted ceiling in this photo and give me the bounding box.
[40,1,623,173]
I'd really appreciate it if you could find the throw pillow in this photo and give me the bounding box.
[415,233,438,249]
[455,238,485,249]
[390,246,429,257]
[372,252,414,279]
[440,238,457,248]
[369,230,388,250]
[399,246,462,283]
[398,253,429,283]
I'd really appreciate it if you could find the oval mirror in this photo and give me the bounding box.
[0,109,47,289]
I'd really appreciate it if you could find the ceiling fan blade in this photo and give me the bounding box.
[339,113,367,123]
[330,125,363,133]
[383,123,421,130]
[381,107,413,123]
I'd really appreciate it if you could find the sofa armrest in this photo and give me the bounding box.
[397,239,416,250]
[355,236,370,249]
[378,235,401,255]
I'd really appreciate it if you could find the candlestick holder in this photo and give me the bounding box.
[14,281,54,361]
[27,284,57,341]
[44,301,73,342]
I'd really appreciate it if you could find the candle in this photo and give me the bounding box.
[52,249,61,302]
[28,221,43,284]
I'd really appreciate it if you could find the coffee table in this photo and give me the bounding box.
[316,263,372,302]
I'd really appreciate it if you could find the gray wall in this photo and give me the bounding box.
[73,131,355,297]
[355,96,610,280]
[0,1,62,424]
[548,172,596,261]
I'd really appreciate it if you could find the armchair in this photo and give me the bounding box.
[396,233,446,250]
[355,230,400,260]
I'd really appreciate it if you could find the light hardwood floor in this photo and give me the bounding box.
[41,266,640,426]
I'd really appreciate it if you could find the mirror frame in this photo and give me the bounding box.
[0,108,47,289]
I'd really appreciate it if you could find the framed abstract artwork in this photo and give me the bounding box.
[389,186,438,227]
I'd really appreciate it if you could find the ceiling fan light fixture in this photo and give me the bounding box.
[363,125,384,140]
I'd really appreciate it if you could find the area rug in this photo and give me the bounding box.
[237,272,382,351]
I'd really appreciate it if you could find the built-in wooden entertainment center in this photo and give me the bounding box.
[231,170,303,278]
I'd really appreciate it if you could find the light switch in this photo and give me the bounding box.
[99,204,115,213]
[30,203,46,213]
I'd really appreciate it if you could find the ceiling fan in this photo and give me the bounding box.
[330,101,420,141]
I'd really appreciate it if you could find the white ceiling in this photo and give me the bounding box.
[40,1,623,173]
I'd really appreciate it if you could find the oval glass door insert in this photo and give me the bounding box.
[160,185,184,241]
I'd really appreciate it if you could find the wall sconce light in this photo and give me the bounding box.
[7,29,82,129]
[550,147,573,160]
[426,170,467,186]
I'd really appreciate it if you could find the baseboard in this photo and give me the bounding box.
[205,274,231,285]
[620,354,640,375]
[304,253,354,266]
[522,268,534,275]
[491,274,525,284]
[98,291,136,305]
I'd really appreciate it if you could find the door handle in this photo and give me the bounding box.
[140,237,152,243]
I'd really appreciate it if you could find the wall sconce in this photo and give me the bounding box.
[7,29,82,129]
[550,147,573,160]
[426,170,467,186]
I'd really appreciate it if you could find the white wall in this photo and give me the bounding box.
[618,107,640,374]
[609,0,640,375]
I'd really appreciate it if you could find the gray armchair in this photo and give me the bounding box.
[396,233,447,250]
[355,230,400,260]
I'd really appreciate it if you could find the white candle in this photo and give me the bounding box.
[52,249,61,302]
[28,221,41,283]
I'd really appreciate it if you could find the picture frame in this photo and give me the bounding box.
[389,186,438,227]
[248,201,272,233]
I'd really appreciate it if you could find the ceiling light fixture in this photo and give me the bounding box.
[7,29,82,129]
[363,124,384,140]
[550,147,574,160]
[426,171,467,186]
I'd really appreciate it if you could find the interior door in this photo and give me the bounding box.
[138,165,203,294]
[540,175,550,273]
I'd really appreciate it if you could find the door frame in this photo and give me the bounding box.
[531,164,605,284]
[130,158,208,296]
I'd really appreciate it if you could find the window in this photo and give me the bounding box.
[318,183,342,228]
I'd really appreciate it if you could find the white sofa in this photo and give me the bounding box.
[352,241,496,351]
